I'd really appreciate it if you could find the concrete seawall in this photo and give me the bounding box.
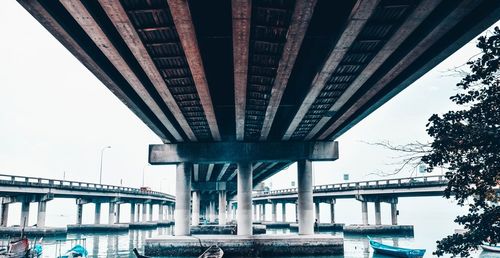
[343,224,414,235]
[145,234,343,256]
[67,224,129,232]
[0,227,67,237]
[191,224,266,235]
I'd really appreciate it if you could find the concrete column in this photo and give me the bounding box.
[228,202,233,221]
[148,203,153,221]
[297,160,314,235]
[130,203,136,223]
[261,203,266,222]
[253,204,257,221]
[37,201,47,227]
[295,202,298,223]
[76,203,83,225]
[136,204,141,222]
[271,202,277,223]
[361,201,368,225]
[218,190,227,225]
[20,202,30,227]
[374,202,381,225]
[391,202,398,225]
[142,203,147,222]
[330,199,336,224]
[192,191,200,226]
[1,203,9,227]
[116,204,121,223]
[281,203,286,222]
[94,203,101,224]
[108,203,116,224]
[158,204,164,222]
[209,201,215,222]
[236,161,252,236]
[315,201,320,223]
[174,162,192,236]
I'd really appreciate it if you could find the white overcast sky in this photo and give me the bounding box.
[0,2,498,194]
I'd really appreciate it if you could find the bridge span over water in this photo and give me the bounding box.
[15,0,500,254]
[249,175,447,226]
[0,174,175,228]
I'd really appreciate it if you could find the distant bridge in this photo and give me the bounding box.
[0,173,175,228]
[247,175,448,226]
[253,175,448,201]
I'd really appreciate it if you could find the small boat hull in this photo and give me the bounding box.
[369,238,425,258]
[481,245,500,253]
[199,245,224,258]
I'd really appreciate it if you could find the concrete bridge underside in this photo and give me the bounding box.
[18,0,500,237]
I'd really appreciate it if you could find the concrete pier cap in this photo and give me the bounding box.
[148,141,338,239]
[148,141,338,164]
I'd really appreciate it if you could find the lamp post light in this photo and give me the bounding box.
[99,146,111,184]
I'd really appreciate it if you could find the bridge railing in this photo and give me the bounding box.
[0,174,174,200]
[254,175,448,197]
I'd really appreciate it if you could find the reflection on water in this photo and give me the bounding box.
[0,226,489,257]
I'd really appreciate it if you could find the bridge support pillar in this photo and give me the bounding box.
[209,201,216,222]
[108,203,116,224]
[20,202,30,227]
[297,160,314,235]
[142,203,147,222]
[261,203,266,222]
[281,202,286,222]
[95,203,101,224]
[130,203,135,223]
[374,201,381,225]
[192,191,200,226]
[236,161,252,236]
[271,202,277,223]
[330,199,336,224]
[165,205,170,221]
[76,203,83,225]
[315,201,320,223]
[174,162,192,236]
[148,203,153,221]
[37,201,47,227]
[391,200,398,225]
[218,190,226,225]
[116,204,121,223]
[295,201,298,223]
[1,203,9,227]
[158,204,164,222]
[361,201,368,225]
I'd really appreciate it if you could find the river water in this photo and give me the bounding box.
[0,197,496,257]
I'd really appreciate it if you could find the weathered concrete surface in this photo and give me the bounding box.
[129,222,158,229]
[67,224,129,232]
[0,226,66,237]
[289,223,344,232]
[343,224,414,235]
[261,222,290,228]
[144,234,343,256]
[156,220,174,226]
[190,224,266,235]
[149,141,339,164]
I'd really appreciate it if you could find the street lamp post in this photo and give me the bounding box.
[99,146,111,184]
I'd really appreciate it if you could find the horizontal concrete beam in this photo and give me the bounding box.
[192,182,236,192]
[149,141,339,164]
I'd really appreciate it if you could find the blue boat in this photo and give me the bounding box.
[368,237,426,258]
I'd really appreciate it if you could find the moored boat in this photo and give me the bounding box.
[481,244,500,253]
[368,237,425,258]
[199,245,224,258]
